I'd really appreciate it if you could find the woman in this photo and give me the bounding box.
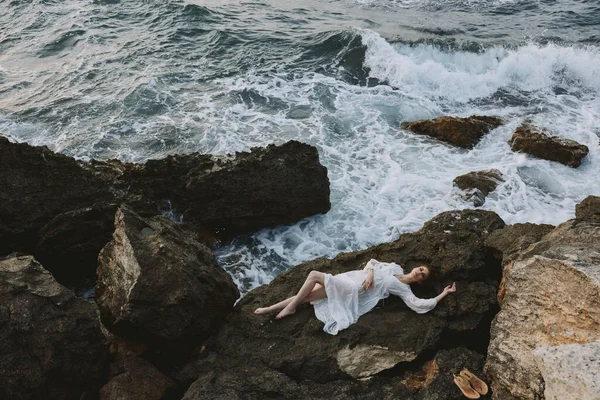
[254,259,457,335]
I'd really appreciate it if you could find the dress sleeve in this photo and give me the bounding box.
[363,259,378,272]
[389,280,437,314]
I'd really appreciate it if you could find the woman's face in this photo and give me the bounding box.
[412,265,430,283]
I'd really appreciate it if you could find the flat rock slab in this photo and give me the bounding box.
[508,124,589,167]
[0,255,108,400]
[453,169,504,207]
[401,115,504,149]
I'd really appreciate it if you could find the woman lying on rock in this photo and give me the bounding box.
[254,259,456,335]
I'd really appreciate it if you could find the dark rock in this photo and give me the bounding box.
[576,195,600,223]
[183,209,504,398]
[401,116,504,149]
[0,255,108,400]
[508,124,589,167]
[453,169,504,207]
[96,206,239,353]
[99,356,175,400]
[1,136,330,286]
[484,223,554,266]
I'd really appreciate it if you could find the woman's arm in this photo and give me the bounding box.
[434,282,456,303]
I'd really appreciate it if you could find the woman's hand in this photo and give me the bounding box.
[362,270,374,290]
[443,282,456,294]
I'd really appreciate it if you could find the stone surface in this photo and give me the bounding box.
[485,223,554,266]
[0,255,108,400]
[453,169,504,207]
[99,356,175,400]
[533,340,600,400]
[576,195,600,223]
[485,217,600,400]
[1,136,330,285]
[96,206,239,352]
[508,124,589,167]
[183,209,504,398]
[401,115,504,149]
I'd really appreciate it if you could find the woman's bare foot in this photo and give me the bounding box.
[254,307,274,315]
[275,306,296,320]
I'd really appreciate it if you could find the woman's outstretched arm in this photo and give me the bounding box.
[434,282,456,303]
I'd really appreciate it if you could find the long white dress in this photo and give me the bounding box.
[312,259,437,335]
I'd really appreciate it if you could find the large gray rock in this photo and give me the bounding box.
[508,124,589,167]
[485,214,600,399]
[484,223,554,266]
[1,136,330,286]
[96,206,239,352]
[0,255,108,400]
[401,115,504,149]
[576,195,600,223]
[182,210,505,398]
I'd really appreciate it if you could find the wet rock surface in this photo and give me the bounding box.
[485,207,600,399]
[0,255,108,400]
[96,206,239,353]
[1,136,330,285]
[453,169,504,207]
[182,209,505,399]
[508,124,589,167]
[401,115,504,149]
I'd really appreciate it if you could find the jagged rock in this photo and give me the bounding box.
[485,216,600,400]
[508,124,589,167]
[401,116,504,149]
[183,210,504,398]
[96,206,239,353]
[99,356,175,400]
[533,340,600,400]
[1,136,330,285]
[453,169,504,207]
[0,255,108,400]
[576,195,600,223]
[484,223,554,266]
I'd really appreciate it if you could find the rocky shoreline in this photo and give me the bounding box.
[0,117,598,400]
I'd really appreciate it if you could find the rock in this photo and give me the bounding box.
[183,210,504,398]
[1,136,330,286]
[508,124,589,167]
[401,116,504,149]
[99,356,175,400]
[0,255,108,400]
[533,340,600,400]
[576,195,600,223]
[96,206,239,353]
[485,217,600,400]
[485,223,554,266]
[453,169,504,207]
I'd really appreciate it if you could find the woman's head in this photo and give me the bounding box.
[411,264,431,283]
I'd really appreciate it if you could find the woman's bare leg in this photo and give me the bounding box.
[276,271,325,319]
[254,283,326,315]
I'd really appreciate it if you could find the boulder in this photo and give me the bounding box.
[453,169,504,207]
[96,206,239,353]
[99,356,175,400]
[484,223,554,266]
[1,136,330,285]
[401,116,504,149]
[533,340,600,400]
[576,195,600,223]
[508,124,589,167]
[0,255,108,400]
[183,210,505,398]
[485,216,600,399]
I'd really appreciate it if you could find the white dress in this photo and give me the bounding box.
[312,259,437,335]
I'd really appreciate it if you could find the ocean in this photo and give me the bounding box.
[1,0,599,294]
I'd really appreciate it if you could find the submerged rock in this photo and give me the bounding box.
[485,206,600,399]
[452,169,504,207]
[401,115,504,149]
[96,206,239,353]
[0,255,108,400]
[0,136,330,286]
[182,209,505,398]
[508,124,589,167]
